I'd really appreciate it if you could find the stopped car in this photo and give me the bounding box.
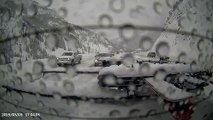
[94,53,115,66]
[97,56,211,93]
[164,71,211,92]
[94,52,124,67]
[57,51,82,66]
[135,51,185,64]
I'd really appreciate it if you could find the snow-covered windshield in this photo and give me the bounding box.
[62,52,73,56]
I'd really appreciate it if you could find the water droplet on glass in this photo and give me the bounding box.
[198,53,204,63]
[98,14,113,27]
[139,36,153,51]
[58,7,68,18]
[109,110,121,117]
[103,75,116,86]
[16,59,22,70]
[154,69,167,81]
[33,61,44,75]
[63,80,74,92]
[166,0,175,8]
[128,84,136,91]
[153,2,162,14]
[139,63,150,75]
[197,39,205,51]
[119,24,137,42]
[39,0,52,7]
[47,56,57,68]
[178,52,187,62]
[109,0,125,13]
[24,73,33,82]
[122,53,135,67]
[155,41,170,57]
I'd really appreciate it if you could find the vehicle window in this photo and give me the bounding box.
[95,53,114,57]
[147,52,156,58]
[62,52,73,56]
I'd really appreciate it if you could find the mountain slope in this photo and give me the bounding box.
[0,0,113,64]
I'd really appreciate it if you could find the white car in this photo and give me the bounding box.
[98,64,143,88]
[94,53,115,66]
[97,59,210,91]
[57,51,82,66]
[94,52,128,67]
[134,51,182,64]
[164,71,210,92]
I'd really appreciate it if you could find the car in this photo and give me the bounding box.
[94,53,115,67]
[97,57,211,93]
[98,64,142,88]
[146,70,211,101]
[164,71,210,92]
[94,52,126,67]
[57,51,82,66]
[98,62,179,88]
[136,52,186,64]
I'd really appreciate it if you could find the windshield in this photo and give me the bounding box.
[147,52,156,58]
[62,52,73,56]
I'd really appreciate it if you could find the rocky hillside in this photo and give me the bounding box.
[0,0,113,64]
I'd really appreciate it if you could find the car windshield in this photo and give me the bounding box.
[95,53,114,57]
[62,52,73,56]
[147,52,156,58]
